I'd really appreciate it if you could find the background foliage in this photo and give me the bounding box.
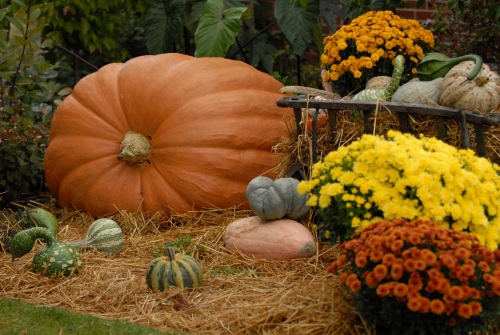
[1,0,497,205]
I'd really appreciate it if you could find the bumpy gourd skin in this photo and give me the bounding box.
[352,55,405,101]
[18,208,59,236]
[11,227,83,277]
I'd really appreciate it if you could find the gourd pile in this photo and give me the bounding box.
[355,53,500,114]
[11,208,123,278]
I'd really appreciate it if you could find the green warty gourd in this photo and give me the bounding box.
[10,227,83,277]
[352,54,405,101]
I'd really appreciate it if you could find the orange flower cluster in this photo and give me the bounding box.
[328,219,500,328]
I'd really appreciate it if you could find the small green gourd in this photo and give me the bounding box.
[18,208,59,236]
[10,227,83,277]
[416,53,483,81]
[246,176,310,221]
[67,218,123,255]
[146,247,203,292]
[353,55,405,101]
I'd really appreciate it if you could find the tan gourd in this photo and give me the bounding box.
[224,216,316,260]
[439,61,500,113]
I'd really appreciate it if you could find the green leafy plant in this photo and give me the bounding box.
[429,0,500,63]
[339,0,428,20]
[298,130,500,249]
[328,219,500,335]
[0,0,70,204]
[152,235,192,258]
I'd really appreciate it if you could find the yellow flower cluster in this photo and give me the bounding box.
[321,10,434,96]
[297,131,500,249]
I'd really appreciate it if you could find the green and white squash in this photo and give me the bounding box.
[392,77,443,104]
[146,247,203,292]
[67,218,123,255]
[353,55,405,101]
[18,208,59,236]
[246,176,310,221]
[10,227,83,277]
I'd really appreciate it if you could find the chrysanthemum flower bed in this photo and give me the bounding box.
[328,219,500,335]
[298,130,500,249]
[321,10,434,96]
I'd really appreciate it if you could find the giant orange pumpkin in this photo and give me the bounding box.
[44,53,291,217]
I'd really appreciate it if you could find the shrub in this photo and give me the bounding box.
[0,2,70,204]
[328,219,500,335]
[429,0,500,63]
[297,130,500,249]
[320,10,434,97]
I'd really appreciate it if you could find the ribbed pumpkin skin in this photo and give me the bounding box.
[146,249,203,292]
[44,53,291,217]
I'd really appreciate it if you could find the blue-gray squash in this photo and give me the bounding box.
[245,176,309,221]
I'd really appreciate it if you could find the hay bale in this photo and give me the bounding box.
[274,108,500,178]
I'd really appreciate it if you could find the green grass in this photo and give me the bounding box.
[0,298,183,335]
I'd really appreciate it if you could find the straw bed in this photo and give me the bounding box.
[0,203,366,335]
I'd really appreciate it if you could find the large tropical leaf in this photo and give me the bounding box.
[274,0,319,56]
[145,0,186,54]
[194,0,249,57]
[319,0,344,32]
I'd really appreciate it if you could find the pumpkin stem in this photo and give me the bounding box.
[166,247,177,261]
[475,77,489,87]
[117,131,152,165]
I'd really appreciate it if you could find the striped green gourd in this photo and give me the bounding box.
[353,54,405,101]
[146,247,203,292]
[67,218,123,255]
[10,227,83,277]
[18,208,59,236]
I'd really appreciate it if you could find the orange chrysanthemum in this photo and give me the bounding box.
[421,249,437,266]
[365,271,379,288]
[391,263,404,280]
[447,286,464,301]
[479,261,491,272]
[418,297,431,313]
[457,303,473,319]
[404,259,416,272]
[373,264,388,280]
[370,249,384,262]
[350,279,362,292]
[407,298,422,312]
[355,252,368,268]
[393,283,409,298]
[382,253,397,267]
[376,283,392,297]
[430,299,445,315]
[470,301,483,315]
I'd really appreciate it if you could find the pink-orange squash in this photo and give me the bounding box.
[224,216,316,260]
[44,53,291,217]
